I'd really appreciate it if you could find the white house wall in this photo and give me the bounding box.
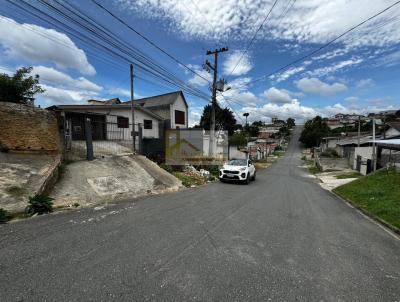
[65,107,159,139]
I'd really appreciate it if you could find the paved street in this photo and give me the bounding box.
[1,128,399,302]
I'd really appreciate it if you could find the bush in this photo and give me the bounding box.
[25,195,54,216]
[0,208,11,223]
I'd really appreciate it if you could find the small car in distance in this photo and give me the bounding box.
[219,159,256,184]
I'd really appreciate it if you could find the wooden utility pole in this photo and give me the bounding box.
[205,47,228,157]
[372,117,376,172]
[357,115,361,148]
[130,64,135,152]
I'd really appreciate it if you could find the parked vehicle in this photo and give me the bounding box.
[219,159,256,184]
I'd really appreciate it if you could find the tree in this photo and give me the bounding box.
[286,118,295,129]
[0,67,44,104]
[228,132,247,147]
[199,103,237,135]
[299,116,330,147]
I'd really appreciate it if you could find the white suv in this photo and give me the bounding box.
[219,159,256,184]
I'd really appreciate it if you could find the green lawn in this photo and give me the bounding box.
[334,169,400,229]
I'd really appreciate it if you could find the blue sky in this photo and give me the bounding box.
[0,0,399,124]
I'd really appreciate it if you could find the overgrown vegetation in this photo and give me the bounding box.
[0,67,44,104]
[160,163,173,173]
[172,172,208,187]
[0,208,11,223]
[25,195,54,216]
[334,169,400,229]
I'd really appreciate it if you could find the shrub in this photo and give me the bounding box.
[25,195,54,216]
[0,208,11,223]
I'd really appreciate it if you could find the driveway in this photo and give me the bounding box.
[0,127,399,301]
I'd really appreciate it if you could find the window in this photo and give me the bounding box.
[117,116,129,128]
[175,110,185,125]
[144,119,153,129]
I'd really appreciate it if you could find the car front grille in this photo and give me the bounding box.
[223,170,239,174]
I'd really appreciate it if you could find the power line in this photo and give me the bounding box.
[230,0,400,92]
[5,0,211,102]
[89,0,211,84]
[227,0,279,78]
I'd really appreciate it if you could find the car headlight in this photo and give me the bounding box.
[239,167,247,171]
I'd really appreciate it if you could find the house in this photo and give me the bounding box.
[48,91,189,161]
[385,122,400,138]
[124,91,189,129]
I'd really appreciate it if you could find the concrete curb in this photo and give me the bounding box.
[330,189,400,238]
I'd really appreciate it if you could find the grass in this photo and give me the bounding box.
[335,172,362,179]
[334,169,400,230]
[308,165,322,174]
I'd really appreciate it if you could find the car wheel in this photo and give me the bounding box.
[244,173,250,185]
[252,171,256,181]
[220,178,225,183]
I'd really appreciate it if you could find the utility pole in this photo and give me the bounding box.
[130,64,135,152]
[205,47,228,157]
[357,115,361,148]
[372,117,376,172]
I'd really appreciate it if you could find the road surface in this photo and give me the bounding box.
[1,128,399,301]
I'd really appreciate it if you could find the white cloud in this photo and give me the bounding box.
[356,78,375,88]
[117,0,400,49]
[263,87,292,104]
[307,58,363,77]
[40,84,100,105]
[345,96,359,103]
[186,64,212,87]
[240,100,320,123]
[222,51,252,76]
[0,65,13,75]
[31,66,102,92]
[296,77,347,95]
[0,16,95,75]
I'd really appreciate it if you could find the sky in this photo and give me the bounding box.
[0,0,399,125]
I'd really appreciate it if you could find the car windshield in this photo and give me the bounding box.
[227,159,247,166]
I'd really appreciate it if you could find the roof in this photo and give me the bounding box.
[387,122,400,131]
[87,98,121,105]
[371,139,400,145]
[123,91,188,108]
[47,104,164,120]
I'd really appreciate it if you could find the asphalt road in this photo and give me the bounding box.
[1,128,399,302]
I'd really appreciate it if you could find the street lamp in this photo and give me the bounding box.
[243,112,249,126]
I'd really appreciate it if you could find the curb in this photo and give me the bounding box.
[330,189,400,238]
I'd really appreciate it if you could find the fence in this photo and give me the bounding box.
[63,113,140,161]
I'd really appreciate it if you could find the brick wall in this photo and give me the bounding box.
[0,102,60,152]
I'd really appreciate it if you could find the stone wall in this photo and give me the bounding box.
[0,102,60,152]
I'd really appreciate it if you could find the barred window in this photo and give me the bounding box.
[117,116,129,128]
[144,119,153,129]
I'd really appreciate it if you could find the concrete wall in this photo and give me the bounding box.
[353,147,373,175]
[229,146,247,160]
[0,102,60,152]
